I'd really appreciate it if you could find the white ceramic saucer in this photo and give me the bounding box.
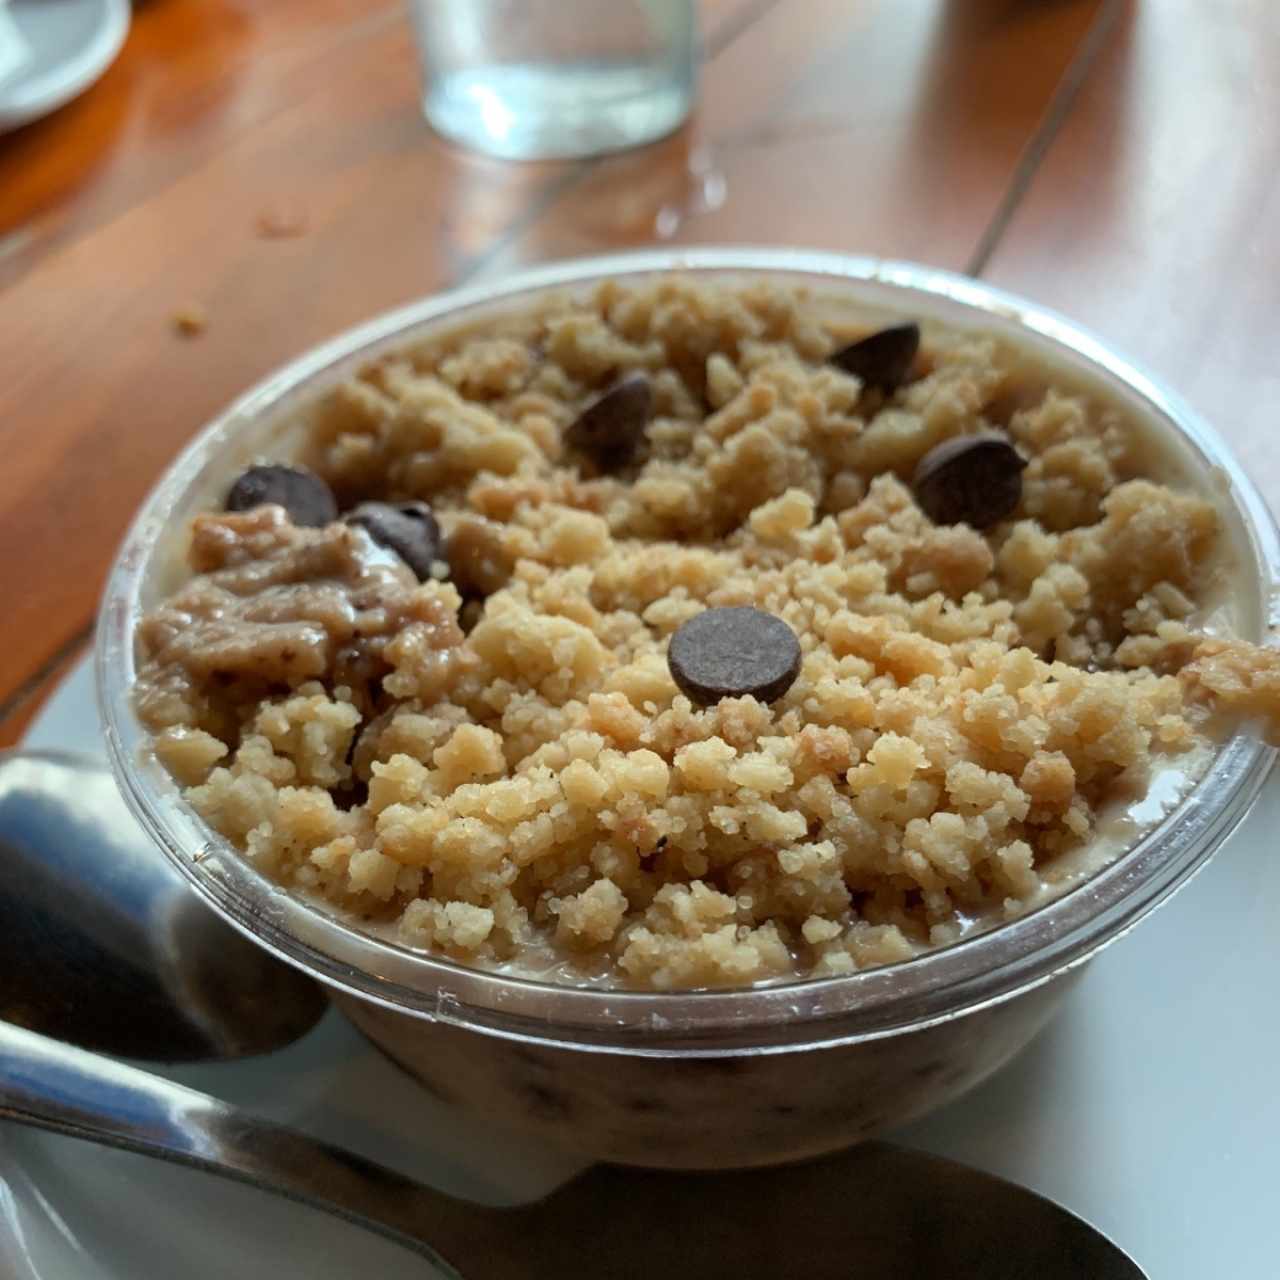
[3,655,1279,1277]
[0,0,129,134]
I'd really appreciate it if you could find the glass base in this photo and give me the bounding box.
[424,62,694,161]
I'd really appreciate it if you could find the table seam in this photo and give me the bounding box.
[965,0,1124,280]
[0,622,94,738]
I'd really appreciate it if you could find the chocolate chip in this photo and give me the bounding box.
[912,434,1027,530]
[225,464,337,527]
[458,599,484,634]
[667,607,802,707]
[446,516,514,599]
[565,373,652,472]
[345,501,441,581]
[830,323,920,392]
[639,835,668,871]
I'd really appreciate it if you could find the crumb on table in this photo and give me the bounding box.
[172,305,207,337]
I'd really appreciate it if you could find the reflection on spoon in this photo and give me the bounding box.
[0,750,327,1061]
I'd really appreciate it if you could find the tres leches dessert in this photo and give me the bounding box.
[134,277,1280,993]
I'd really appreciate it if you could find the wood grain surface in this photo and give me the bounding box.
[980,0,1280,516]
[482,0,1108,277]
[4,0,1272,743]
[0,0,765,734]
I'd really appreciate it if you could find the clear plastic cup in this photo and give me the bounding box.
[98,250,1279,1170]
[409,0,697,160]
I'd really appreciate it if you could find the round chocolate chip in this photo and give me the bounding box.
[830,323,921,393]
[667,607,802,708]
[344,501,441,581]
[565,373,653,472]
[225,464,337,528]
[446,516,513,599]
[912,434,1027,529]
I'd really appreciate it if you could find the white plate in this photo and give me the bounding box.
[0,0,129,134]
[5,655,1280,1277]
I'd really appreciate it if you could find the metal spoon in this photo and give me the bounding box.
[0,751,1146,1277]
[0,750,327,1059]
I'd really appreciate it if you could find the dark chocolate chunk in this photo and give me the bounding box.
[565,373,653,471]
[639,835,669,872]
[458,599,485,634]
[446,516,514,599]
[912,434,1027,529]
[830,323,921,393]
[225,464,337,527]
[345,500,441,581]
[667,607,802,708]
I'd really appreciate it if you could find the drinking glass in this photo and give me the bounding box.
[409,0,697,161]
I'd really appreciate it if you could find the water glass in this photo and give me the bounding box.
[409,0,697,161]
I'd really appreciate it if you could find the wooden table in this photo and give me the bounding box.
[2,0,1276,745]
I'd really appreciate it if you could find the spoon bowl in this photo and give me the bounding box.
[0,751,1144,1276]
[0,750,327,1061]
[0,1015,1147,1278]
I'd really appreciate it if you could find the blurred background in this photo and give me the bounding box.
[0,0,1275,752]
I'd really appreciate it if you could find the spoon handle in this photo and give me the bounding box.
[0,1020,1150,1279]
[0,1020,484,1274]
